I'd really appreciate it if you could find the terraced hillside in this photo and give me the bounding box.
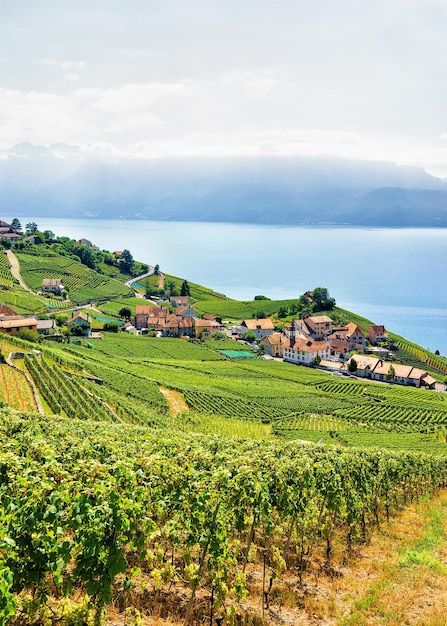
[16,248,133,303]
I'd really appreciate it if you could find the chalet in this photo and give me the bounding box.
[239,318,274,340]
[369,325,388,345]
[41,278,64,296]
[66,312,92,337]
[283,337,331,365]
[0,317,38,336]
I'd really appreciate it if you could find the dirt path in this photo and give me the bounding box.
[160,387,189,416]
[124,268,155,288]
[6,249,34,292]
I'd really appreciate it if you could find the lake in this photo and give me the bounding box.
[10,217,447,356]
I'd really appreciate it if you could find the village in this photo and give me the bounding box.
[0,218,438,391]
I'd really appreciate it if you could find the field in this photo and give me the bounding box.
[16,248,133,303]
[2,311,447,622]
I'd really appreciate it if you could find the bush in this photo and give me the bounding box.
[103,322,119,333]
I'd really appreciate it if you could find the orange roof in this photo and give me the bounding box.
[242,318,274,331]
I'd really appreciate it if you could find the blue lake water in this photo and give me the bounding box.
[12,218,447,356]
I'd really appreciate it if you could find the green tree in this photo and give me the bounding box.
[254,295,270,301]
[25,222,38,234]
[118,307,132,321]
[211,331,227,340]
[348,358,357,373]
[313,354,322,366]
[9,218,22,234]
[121,249,134,274]
[43,230,55,242]
[181,280,190,297]
[243,330,257,343]
[387,364,396,380]
[312,287,336,311]
[103,322,119,333]
[15,329,39,342]
[277,306,288,318]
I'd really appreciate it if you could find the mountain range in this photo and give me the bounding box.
[1,143,446,226]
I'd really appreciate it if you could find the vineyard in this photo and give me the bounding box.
[1,407,447,624]
[0,252,14,288]
[16,250,133,303]
[1,328,447,623]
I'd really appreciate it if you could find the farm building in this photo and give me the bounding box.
[41,278,65,295]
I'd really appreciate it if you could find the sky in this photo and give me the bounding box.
[1,0,446,176]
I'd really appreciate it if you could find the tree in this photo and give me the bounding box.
[254,295,270,301]
[154,264,160,275]
[180,280,190,297]
[25,222,38,234]
[103,322,119,333]
[387,364,396,381]
[119,307,132,321]
[277,306,288,318]
[348,358,357,373]
[313,354,322,366]
[43,230,55,242]
[312,287,336,311]
[167,280,176,296]
[121,249,134,274]
[211,331,227,340]
[9,218,22,234]
[243,330,257,343]
[15,329,39,343]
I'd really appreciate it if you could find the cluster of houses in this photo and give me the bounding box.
[0,220,43,245]
[129,297,223,338]
[0,305,92,338]
[242,315,436,389]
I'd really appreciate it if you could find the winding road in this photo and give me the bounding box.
[6,250,33,293]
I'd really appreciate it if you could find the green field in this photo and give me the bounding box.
[16,248,133,303]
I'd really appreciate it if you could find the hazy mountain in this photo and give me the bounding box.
[1,144,446,226]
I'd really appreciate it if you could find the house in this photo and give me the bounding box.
[76,238,93,247]
[66,312,92,337]
[348,355,436,388]
[283,337,331,365]
[0,221,11,234]
[176,305,198,319]
[36,319,57,336]
[0,317,38,336]
[193,318,221,339]
[0,232,21,243]
[41,278,65,296]
[170,296,189,308]
[329,338,353,361]
[305,315,333,340]
[24,235,44,246]
[239,318,274,340]
[179,316,194,337]
[369,325,388,345]
[260,333,286,358]
[135,305,168,330]
[0,304,19,318]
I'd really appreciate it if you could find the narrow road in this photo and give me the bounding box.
[6,250,33,293]
[124,267,155,288]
